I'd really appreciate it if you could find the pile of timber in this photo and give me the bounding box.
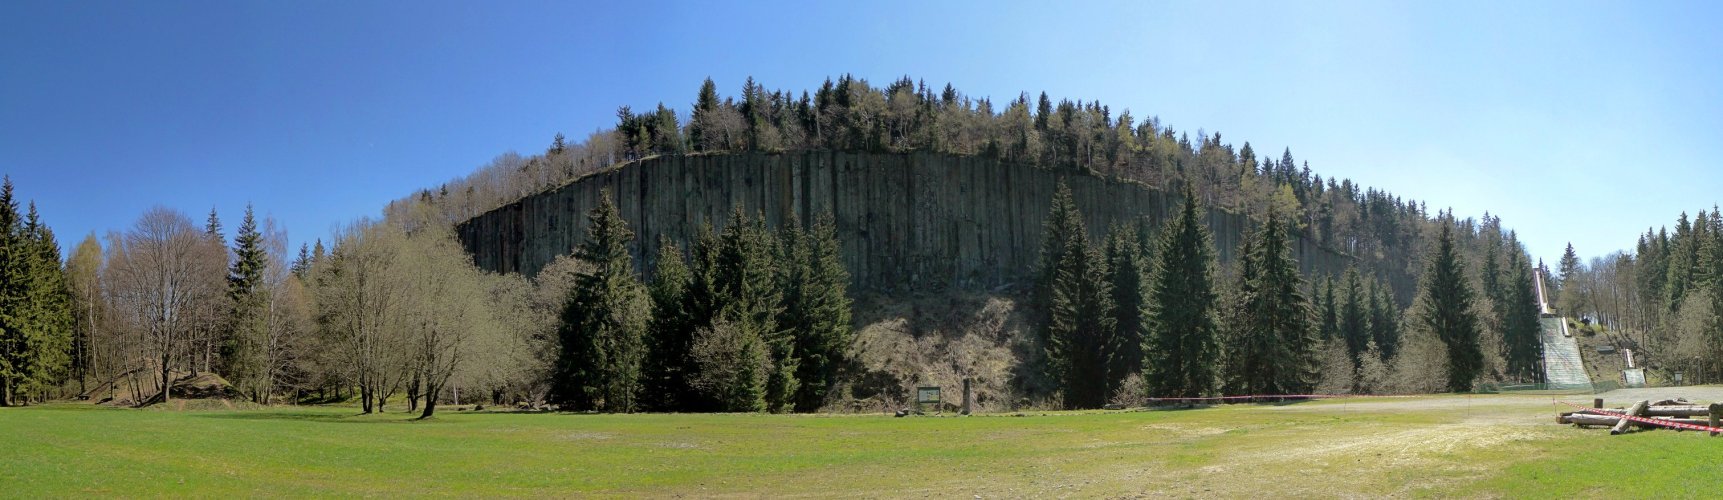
[1558,398,1723,435]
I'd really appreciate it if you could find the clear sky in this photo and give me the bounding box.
[3,0,1720,264]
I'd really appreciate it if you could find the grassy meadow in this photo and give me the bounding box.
[4,394,1722,497]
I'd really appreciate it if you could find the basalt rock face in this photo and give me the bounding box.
[455,151,1352,290]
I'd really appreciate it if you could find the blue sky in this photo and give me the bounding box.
[3,0,1720,264]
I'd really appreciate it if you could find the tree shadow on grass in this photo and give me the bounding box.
[195,411,429,424]
[1138,398,1319,411]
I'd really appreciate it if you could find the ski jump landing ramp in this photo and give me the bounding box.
[1535,269,1592,390]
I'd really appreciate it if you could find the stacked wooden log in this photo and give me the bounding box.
[1557,398,1723,436]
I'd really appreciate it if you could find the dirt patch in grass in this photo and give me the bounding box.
[561,431,615,441]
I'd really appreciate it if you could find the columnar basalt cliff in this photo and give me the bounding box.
[456,151,1353,290]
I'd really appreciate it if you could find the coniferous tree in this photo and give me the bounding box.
[549,191,650,412]
[772,213,812,409]
[205,207,225,246]
[225,205,269,395]
[1482,244,1503,308]
[1318,276,1338,341]
[1220,227,1261,396]
[1667,213,1696,314]
[1034,183,1083,345]
[0,183,73,405]
[1420,225,1484,392]
[1501,253,1543,381]
[712,208,789,412]
[0,178,25,405]
[786,213,853,412]
[1367,277,1401,359]
[641,238,695,411]
[1144,187,1220,399]
[1103,223,1149,394]
[1222,207,1315,395]
[1558,243,1580,290]
[291,243,312,279]
[689,78,721,152]
[20,203,72,401]
[1044,205,1114,409]
[1338,268,1369,364]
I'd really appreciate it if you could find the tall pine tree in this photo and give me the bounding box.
[1367,277,1400,359]
[1318,276,1338,341]
[786,213,853,412]
[1034,182,1084,345]
[641,237,695,411]
[1501,252,1542,381]
[1420,225,1483,392]
[1103,223,1149,395]
[709,208,787,412]
[225,204,270,399]
[19,203,72,401]
[0,178,25,405]
[1338,267,1369,365]
[1144,186,1220,399]
[549,191,650,412]
[1222,207,1315,396]
[0,181,73,405]
[1043,202,1114,409]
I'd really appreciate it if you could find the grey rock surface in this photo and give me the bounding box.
[456,151,1354,291]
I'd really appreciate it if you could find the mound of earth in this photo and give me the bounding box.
[168,372,243,399]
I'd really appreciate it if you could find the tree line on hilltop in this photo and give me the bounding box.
[1554,207,1723,384]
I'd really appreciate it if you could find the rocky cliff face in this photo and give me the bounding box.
[456,151,1352,290]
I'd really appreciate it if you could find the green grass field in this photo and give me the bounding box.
[4,394,1722,497]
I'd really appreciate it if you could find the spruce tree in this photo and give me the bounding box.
[641,238,695,411]
[0,179,20,406]
[713,208,787,412]
[1034,182,1083,345]
[678,222,726,410]
[1319,276,1338,341]
[1667,214,1694,313]
[787,213,853,412]
[1420,225,1484,392]
[225,204,269,397]
[1338,267,1369,364]
[1368,278,1401,359]
[0,178,23,405]
[689,78,721,152]
[205,207,226,247]
[1482,245,1503,305]
[1558,243,1580,290]
[1045,208,1114,409]
[1104,223,1149,394]
[549,191,650,412]
[1501,253,1542,381]
[1222,207,1314,396]
[773,213,812,410]
[19,203,72,400]
[291,243,312,278]
[1144,187,1220,399]
[0,186,73,405]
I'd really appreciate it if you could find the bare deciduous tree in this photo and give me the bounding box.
[101,207,227,405]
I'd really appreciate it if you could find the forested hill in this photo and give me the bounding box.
[409,76,1530,299]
